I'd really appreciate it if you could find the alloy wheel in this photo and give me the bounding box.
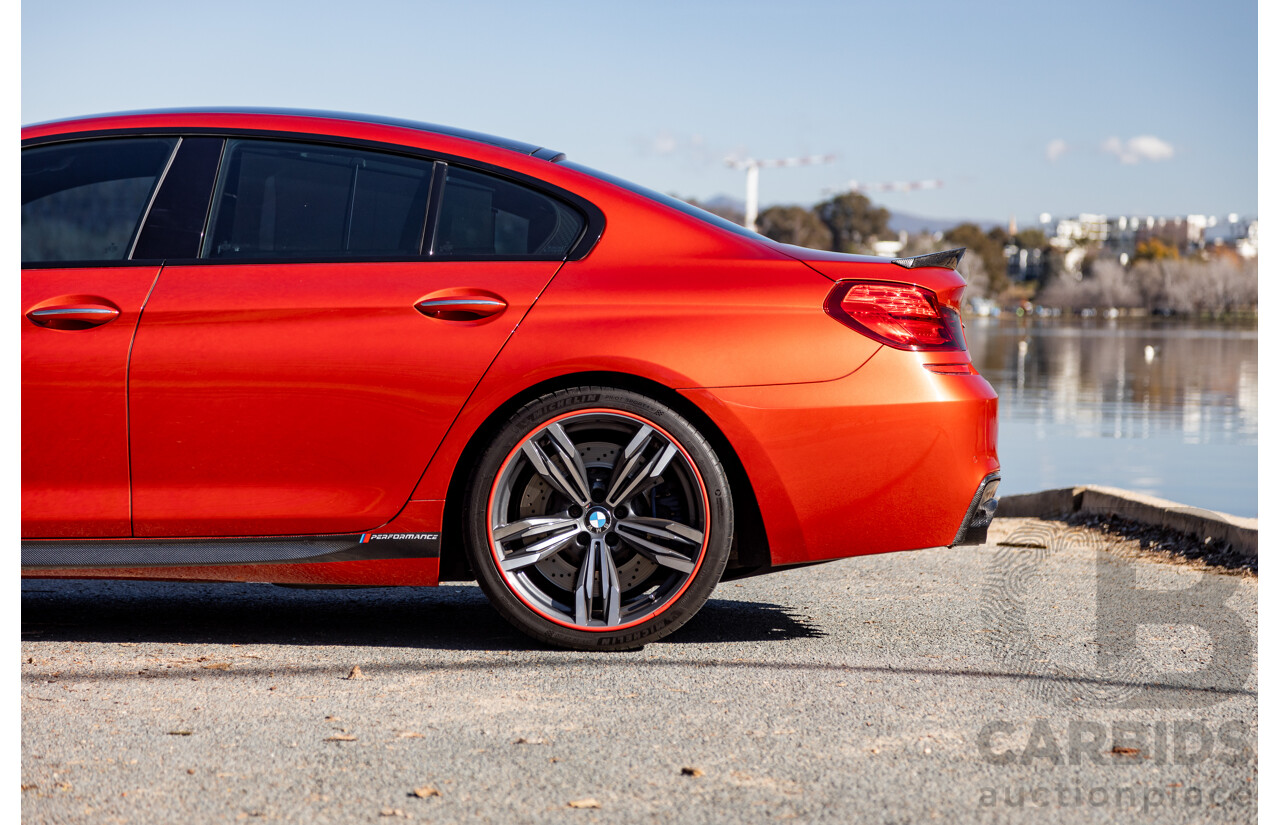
[486,410,710,630]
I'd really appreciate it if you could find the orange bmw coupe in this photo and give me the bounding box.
[22,109,999,649]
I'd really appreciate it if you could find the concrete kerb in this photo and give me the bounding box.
[996,485,1258,557]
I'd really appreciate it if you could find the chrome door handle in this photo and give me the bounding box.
[414,296,507,321]
[26,305,121,330]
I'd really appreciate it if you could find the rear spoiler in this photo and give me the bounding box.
[891,247,965,271]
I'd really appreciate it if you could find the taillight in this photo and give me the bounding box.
[824,281,966,352]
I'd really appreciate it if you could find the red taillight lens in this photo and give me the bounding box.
[825,281,966,351]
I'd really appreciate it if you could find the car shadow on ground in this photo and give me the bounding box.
[20,579,825,651]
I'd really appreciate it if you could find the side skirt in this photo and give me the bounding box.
[21,533,440,570]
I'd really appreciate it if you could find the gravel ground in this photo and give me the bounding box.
[21,517,1257,824]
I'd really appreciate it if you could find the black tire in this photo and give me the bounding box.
[463,386,734,650]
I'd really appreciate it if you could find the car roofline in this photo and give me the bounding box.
[22,107,561,159]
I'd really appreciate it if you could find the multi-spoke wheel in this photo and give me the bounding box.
[464,387,734,650]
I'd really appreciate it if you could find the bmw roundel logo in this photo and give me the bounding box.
[587,509,610,531]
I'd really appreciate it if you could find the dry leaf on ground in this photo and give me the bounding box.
[325,734,357,742]
[568,798,601,809]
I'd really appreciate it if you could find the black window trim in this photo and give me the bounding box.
[25,107,554,157]
[22,128,606,268]
[125,137,182,260]
[422,161,448,256]
[131,136,228,262]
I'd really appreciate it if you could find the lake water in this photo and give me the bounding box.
[964,316,1258,518]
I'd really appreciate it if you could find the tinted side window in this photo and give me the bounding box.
[22,138,178,264]
[434,166,584,259]
[204,140,433,259]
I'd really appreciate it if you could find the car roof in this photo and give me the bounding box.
[22,107,561,159]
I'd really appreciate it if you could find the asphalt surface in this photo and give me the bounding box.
[21,518,1257,824]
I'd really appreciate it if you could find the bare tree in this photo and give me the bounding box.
[958,249,990,299]
[1039,257,1257,314]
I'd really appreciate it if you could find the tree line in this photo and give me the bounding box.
[689,191,1022,296]
[687,193,1257,315]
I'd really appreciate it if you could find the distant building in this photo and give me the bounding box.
[1005,244,1045,282]
[1039,212,1252,262]
[1135,216,1203,253]
[872,230,907,259]
[1237,220,1258,259]
[1186,215,1209,246]
[1104,216,1139,261]
[872,238,904,257]
[1050,213,1109,248]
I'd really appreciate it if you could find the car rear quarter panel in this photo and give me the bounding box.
[682,348,999,565]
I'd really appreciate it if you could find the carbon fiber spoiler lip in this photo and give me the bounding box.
[891,247,965,270]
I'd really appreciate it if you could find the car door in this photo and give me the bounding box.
[21,136,179,537]
[128,141,585,537]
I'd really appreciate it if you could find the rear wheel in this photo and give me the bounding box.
[464,387,733,650]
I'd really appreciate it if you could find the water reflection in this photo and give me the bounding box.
[965,317,1258,517]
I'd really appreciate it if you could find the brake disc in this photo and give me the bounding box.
[520,441,657,591]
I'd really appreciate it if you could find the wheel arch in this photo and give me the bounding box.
[437,371,771,581]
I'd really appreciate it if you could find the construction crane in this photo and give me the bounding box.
[725,153,836,232]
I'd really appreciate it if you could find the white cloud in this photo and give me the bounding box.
[1128,135,1175,161]
[652,131,677,156]
[1102,135,1175,164]
[1045,138,1068,162]
[639,131,720,165]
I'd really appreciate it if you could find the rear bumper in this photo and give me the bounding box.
[681,346,999,566]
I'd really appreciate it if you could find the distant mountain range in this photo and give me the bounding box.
[695,194,746,215]
[886,210,1000,235]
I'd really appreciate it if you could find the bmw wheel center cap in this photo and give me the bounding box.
[586,508,611,532]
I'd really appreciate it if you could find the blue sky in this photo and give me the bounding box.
[22,0,1258,224]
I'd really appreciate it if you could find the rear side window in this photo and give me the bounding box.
[434,166,583,259]
[21,137,178,264]
[204,140,434,259]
